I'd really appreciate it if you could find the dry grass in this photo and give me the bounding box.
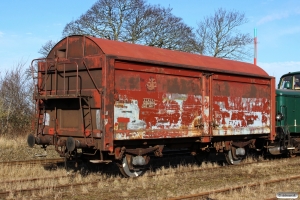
[209,179,300,200]
[0,136,60,161]
[1,136,300,199]
[0,163,115,199]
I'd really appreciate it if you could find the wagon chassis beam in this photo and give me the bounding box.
[115,145,163,160]
[125,145,161,156]
[231,139,256,148]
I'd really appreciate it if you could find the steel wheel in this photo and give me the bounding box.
[118,156,146,177]
[225,150,242,165]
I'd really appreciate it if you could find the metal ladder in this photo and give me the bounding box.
[31,58,96,144]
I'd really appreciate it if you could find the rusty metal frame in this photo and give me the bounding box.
[82,60,102,94]
[270,77,276,141]
[31,58,80,98]
[32,56,99,150]
[31,36,276,161]
[124,145,160,156]
[102,57,115,152]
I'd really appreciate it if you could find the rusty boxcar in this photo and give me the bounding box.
[28,35,275,177]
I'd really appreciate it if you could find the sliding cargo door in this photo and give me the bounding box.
[113,62,208,140]
[211,74,271,136]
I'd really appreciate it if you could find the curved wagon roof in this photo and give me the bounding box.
[49,35,269,78]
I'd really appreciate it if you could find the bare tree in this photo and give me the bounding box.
[39,4,253,60]
[62,0,196,52]
[63,0,139,40]
[142,6,197,52]
[195,8,253,61]
[0,61,34,137]
[38,40,58,58]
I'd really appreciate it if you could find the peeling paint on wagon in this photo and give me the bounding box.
[214,97,270,126]
[212,96,271,136]
[114,66,272,140]
[114,129,204,140]
[113,80,212,139]
[114,93,204,132]
[212,127,270,136]
[115,130,146,140]
[114,78,271,140]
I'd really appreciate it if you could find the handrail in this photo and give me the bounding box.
[32,57,95,142]
[31,58,79,97]
[31,58,56,98]
[56,60,79,96]
[83,60,102,94]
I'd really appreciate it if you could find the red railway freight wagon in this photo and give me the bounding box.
[28,35,275,177]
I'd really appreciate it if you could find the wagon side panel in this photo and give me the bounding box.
[211,74,272,136]
[113,61,210,140]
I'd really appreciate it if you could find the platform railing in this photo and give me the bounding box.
[31,58,79,98]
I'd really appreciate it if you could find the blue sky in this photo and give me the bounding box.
[1,0,299,85]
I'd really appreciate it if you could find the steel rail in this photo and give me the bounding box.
[0,178,102,199]
[2,175,295,200]
[144,156,300,178]
[0,175,70,185]
[167,175,300,200]
[0,158,64,165]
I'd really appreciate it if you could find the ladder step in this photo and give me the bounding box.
[89,160,112,164]
[264,146,275,148]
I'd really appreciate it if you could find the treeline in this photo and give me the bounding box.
[40,0,253,61]
[0,62,34,137]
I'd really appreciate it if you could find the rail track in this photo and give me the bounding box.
[0,176,102,199]
[1,156,300,199]
[146,155,300,178]
[0,175,70,185]
[0,158,64,166]
[167,175,300,200]
[2,177,298,200]
[0,156,284,185]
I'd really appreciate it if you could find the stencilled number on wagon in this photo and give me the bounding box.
[142,98,156,108]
